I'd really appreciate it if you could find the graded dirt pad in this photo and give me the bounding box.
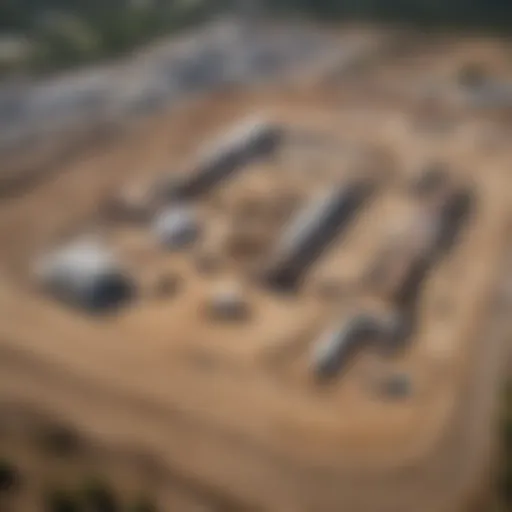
[0,34,511,512]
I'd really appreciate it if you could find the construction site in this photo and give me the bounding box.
[0,18,510,512]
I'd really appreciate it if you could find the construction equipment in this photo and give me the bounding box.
[264,179,373,290]
[165,117,283,200]
[310,183,474,379]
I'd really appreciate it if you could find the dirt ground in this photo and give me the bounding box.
[0,31,511,512]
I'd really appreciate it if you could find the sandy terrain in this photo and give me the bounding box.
[0,29,511,512]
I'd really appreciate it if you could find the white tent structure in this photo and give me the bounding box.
[35,237,134,312]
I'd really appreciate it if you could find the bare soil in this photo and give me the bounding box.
[0,30,511,512]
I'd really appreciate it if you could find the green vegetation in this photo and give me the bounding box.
[2,0,512,76]
[0,0,223,75]
[80,475,119,512]
[43,478,160,512]
[496,380,512,509]
[43,488,80,512]
[0,457,20,493]
[128,495,158,512]
[269,0,512,30]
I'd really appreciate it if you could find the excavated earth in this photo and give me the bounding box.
[0,26,511,512]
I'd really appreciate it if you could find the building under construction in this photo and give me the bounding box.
[0,25,510,512]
